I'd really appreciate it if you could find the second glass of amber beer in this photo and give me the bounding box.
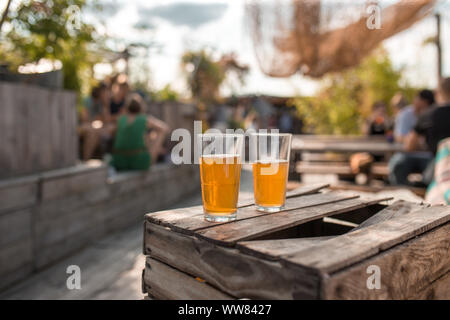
[198,133,243,222]
[250,133,292,212]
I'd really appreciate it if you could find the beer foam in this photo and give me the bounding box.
[256,158,288,164]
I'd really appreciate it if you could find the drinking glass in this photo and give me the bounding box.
[197,133,244,222]
[249,133,292,213]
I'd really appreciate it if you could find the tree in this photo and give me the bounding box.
[181,50,248,105]
[290,48,417,135]
[0,0,104,96]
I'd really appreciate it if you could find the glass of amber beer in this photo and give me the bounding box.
[250,133,292,213]
[197,133,243,222]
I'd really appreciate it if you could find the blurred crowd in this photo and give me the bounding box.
[78,74,169,171]
[79,73,450,204]
[359,78,450,196]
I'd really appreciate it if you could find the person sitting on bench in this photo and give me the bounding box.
[388,89,435,186]
[397,78,450,187]
[111,94,169,171]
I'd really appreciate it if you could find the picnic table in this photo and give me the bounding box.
[291,135,403,155]
[291,135,403,181]
[142,184,450,300]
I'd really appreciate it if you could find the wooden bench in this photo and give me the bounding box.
[142,184,450,299]
[296,161,389,179]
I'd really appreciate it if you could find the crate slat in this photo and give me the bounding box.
[237,237,333,261]
[321,222,450,299]
[284,205,450,273]
[144,222,321,299]
[173,192,361,237]
[146,183,329,228]
[196,197,389,245]
[144,257,234,300]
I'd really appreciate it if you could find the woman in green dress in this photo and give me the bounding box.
[111,94,169,171]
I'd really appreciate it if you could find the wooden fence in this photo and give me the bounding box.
[0,81,78,179]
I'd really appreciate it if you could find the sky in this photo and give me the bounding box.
[87,0,450,97]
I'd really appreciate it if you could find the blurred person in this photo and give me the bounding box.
[425,137,450,205]
[279,110,293,133]
[111,94,169,171]
[109,75,130,121]
[78,82,112,161]
[389,90,435,186]
[393,90,435,143]
[401,77,450,186]
[364,101,393,136]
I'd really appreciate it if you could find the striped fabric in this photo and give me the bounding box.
[426,138,450,205]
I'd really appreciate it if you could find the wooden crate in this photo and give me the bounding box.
[142,184,450,300]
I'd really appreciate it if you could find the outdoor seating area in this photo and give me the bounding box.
[0,0,449,307]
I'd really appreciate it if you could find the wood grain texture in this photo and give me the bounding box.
[146,184,329,228]
[0,175,38,214]
[0,82,77,179]
[237,183,329,207]
[169,192,361,236]
[143,197,450,300]
[237,237,333,261]
[411,272,450,300]
[196,197,388,245]
[284,205,450,273]
[145,222,320,299]
[144,257,234,300]
[40,163,108,201]
[321,222,450,300]
[352,200,427,231]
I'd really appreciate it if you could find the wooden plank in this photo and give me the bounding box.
[144,257,234,300]
[237,237,333,261]
[292,136,402,154]
[412,272,450,300]
[0,208,32,247]
[0,82,16,177]
[237,183,329,207]
[352,200,427,231]
[321,222,450,299]
[144,222,320,299]
[15,90,29,175]
[284,205,450,273]
[296,162,353,175]
[0,238,33,276]
[64,92,78,167]
[146,184,329,228]
[171,192,360,236]
[0,175,39,214]
[50,90,62,168]
[196,197,389,246]
[40,162,108,201]
[39,87,53,171]
[0,82,78,178]
[27,86,43,174]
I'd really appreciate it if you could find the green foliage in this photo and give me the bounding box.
[181,50,225,103]
[154,84,179,102]
[0,0,104,96]
[181,50,248,104]
[290,49,417,135]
